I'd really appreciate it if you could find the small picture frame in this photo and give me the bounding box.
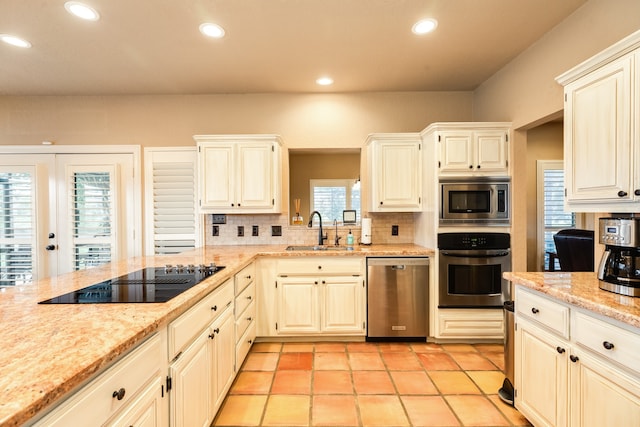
[343,210,357,224]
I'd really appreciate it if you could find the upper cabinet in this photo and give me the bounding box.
[432,124,510,176]
[366,133,422,212]
[194,134,283,214]
[556,30,640,212]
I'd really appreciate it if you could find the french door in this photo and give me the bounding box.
[0,151,138,285]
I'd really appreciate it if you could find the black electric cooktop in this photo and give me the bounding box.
[39,264,225,304]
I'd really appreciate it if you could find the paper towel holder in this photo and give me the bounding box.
[361,217,372,245]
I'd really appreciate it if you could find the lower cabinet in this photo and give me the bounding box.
[273,257,366,335]
[514,286,640,427]
[169,288,235,427]
[33,333,167,427]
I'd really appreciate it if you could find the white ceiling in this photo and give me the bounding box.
[0,0,587,96]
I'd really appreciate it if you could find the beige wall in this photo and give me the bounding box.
[0,92,472,148]
[525,122,564,271]
[472,0,640,270]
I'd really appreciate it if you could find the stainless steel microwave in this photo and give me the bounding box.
[440,178,510,225]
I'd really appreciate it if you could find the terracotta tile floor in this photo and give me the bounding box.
[213,341,532,427]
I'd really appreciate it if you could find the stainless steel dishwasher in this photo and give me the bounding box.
[366,257,429,340]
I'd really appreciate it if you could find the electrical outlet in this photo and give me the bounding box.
[211,214,226,224]
[271,225,282,237]
[252,225,259,236]
[212,225,219,236]
[237,226,244,237]
[391,225,399,236]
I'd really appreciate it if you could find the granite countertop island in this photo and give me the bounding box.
[0,244,433,427]
[504,271,640,329]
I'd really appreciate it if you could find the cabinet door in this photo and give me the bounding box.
[570,349,640,427]
[277,276,321,334]
[564,54,633,205]
[474,130,508,173]
[374,140,422,211]
[211,308,236,411]
[106,376,168,427]
[236,142,275,210]
[321,276,365,334]
[170,330,212,427]
[198,143,235,210]
[438,131,473,173]
[515,319,569,427]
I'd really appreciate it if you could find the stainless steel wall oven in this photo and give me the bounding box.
[438,232,511,308]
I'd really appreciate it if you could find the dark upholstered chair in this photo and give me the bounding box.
[552,229,595,272]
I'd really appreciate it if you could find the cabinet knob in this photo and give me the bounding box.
[112,388,126,401]
[603,341,615,350]
[208,333,215,339]
[469,165,473,169]
[231,203,235,206]
[214,328,220,334]
[212,305,217,311]
[635,190,640,196]
[247,317,253,321]
[531,307,539,314]
[618,190,628,197]
[238,203,241,206]
[322,280,326,284]
[45,244,56,251]
[569,355,579,363]
[246,275,252,279]
[246,295,252,300]
[380,201,383,205]
[556,346,565,354]
[477,165,481,169]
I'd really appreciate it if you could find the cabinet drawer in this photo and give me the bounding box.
[235,281,255,318]
[168,279,234,360]
[236,301,256,339]
[573,311,640,376]
[235,262,255,294]
[35,334,163,427]
[516,288,569,338]
[236,321,257,368]
[277,257,363,275]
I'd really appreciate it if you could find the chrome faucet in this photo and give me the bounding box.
[333,219,341,246]
[308,211,328,245]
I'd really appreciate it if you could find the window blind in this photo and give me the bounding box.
[543,169,575,270]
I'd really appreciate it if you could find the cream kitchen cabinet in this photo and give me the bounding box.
[556,30,640,212]
[32,333,167,427]
[514,286,640,427]
[234,262,257,367]
[194,134,283,214]
[168,279,235,427]
[366,133,422,212]
[422,123,510,176]
[270,257,365,336]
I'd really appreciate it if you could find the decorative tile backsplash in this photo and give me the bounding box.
[204,212,415,246]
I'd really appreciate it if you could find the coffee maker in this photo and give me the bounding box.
[598,217,640,297]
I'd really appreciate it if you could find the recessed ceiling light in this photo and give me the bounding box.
[199,23,226,39]
[0,34,31,48]
[64,1,100,21]
[412,18,438,35]
[316,77,334,86]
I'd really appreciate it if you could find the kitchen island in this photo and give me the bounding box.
[0,244,432,427]
[505,271,640,426]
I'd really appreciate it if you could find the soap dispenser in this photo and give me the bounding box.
[346,229,354,250]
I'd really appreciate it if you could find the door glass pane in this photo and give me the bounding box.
[71,171,113,270]
[0,172,34,286]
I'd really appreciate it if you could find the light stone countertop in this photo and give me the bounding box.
[0,244,433,427]
[504,271,640,329]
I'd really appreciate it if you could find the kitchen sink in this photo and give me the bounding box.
[285,245,350,251]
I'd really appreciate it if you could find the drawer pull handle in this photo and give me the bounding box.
[570,355,579,363]
[556,347,565,354]
[112,388,126,401]
[531,307,539,314]
[603,341,615,350]
[212,305,217,311]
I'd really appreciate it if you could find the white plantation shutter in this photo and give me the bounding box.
[0,169,35,286]
[145,148,200,255]
[68,167,117,270]
[309,179,361,224]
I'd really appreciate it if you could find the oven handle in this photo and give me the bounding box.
[440,250,510,258]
